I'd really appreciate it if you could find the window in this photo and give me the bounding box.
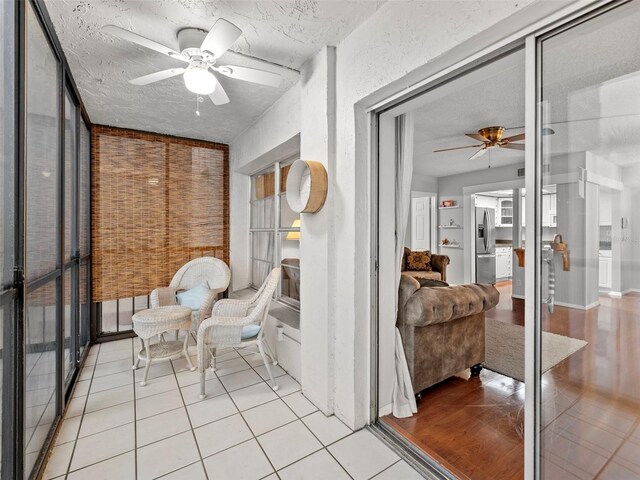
[250,161,300,309]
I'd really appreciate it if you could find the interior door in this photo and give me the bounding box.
[536,3,640,478]
[411,195,431,251]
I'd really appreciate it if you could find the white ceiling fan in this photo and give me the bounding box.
[102,19,282,106]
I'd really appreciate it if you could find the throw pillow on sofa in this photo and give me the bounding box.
[406,250,433,271]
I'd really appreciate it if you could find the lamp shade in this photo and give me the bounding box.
[183,66,216,95]
[286,219,301,240]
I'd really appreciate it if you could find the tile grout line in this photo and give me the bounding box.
[62,342,100,478]
[167,334,210,480]
[130,338,139,480]
[592,417,640,480]
[236,345,357,479]
[368,459,402,479]
[211,345,282,479]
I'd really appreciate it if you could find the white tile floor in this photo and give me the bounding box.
[42,337,423,480]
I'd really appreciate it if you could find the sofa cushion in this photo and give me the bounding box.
[406,251,432,271]
[403,270,441,281]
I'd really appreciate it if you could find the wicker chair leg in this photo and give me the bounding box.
[264,340,278,366]
[208,347,217,372]
[199,370,206,400]
[258,340,278,391]
[140,339,151,387]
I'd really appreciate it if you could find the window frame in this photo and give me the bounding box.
[249,157,300,311]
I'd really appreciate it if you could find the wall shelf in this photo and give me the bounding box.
[439,205,461,210]
[438,225,462,229]
[439,244,462,249]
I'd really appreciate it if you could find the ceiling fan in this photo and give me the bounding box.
[433,126,554,161]
[102,19,282,106]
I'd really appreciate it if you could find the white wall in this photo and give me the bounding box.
[299,46,336,414]
[229,0,574,428]
[229,84,301,291]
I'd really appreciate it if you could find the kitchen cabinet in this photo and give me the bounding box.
[475,195,498,210]
[599,250,612,289]
[542,194,557,227]
[497,198,513,227]
[496,246,512,279]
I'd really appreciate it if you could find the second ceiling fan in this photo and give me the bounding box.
[103,18,283,106]
[434,126,554,160]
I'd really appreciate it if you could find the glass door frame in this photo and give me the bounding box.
[527,0,634,478]
[367,1,627,479]
[1,0,92,478]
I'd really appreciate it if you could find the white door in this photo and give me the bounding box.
[411,196,431,251]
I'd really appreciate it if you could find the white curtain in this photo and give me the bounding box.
[391,113,417,418]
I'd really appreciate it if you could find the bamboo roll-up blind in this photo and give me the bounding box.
[91,125,229,303]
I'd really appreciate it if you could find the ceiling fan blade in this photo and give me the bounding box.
[102,25,186,61]
[433,144,485,153]
[209,78,230,105]
[129,68,185,86]
[501,143,525,151]
[469,148,489,161]
[465,133,489,143]
[217,65,282,87]
[201,19,242,58]
[502,133,525,143]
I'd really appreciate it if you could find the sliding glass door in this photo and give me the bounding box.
[24,2,61,474]
[536,2,640,478]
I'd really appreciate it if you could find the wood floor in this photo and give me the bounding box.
[382,281,640,480]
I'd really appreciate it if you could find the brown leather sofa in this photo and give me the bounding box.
[397,274,499,394]
[402,247,449,282]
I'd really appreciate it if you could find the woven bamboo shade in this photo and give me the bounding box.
[91,126,229,303]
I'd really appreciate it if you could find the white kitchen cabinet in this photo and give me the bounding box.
[475,195,498,210]
[599,251,612,289]
[600,190,612,226]
[496,247,512,279]
[540,194,557,227]
[497,199,513,227]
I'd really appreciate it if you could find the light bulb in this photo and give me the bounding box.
[183,66,216,95]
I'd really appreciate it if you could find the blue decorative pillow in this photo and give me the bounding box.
[176,282,211,311]
[241,324,261,339]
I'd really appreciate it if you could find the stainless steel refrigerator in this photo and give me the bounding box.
[475,207,496,284]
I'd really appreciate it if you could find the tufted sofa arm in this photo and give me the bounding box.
[402,283,499,328]
[430,254,450,282]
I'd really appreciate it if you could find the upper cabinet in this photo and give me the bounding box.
[497,198,513,227]
[522,193,557,227]
[475,195,498,210]
[599,189,612,226]
[542,193,557,227]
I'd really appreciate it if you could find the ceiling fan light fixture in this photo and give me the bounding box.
[183,66,216,95]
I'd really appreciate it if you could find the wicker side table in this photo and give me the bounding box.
[132,305,195,386]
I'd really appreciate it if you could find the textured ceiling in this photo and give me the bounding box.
[413,49,526,178]
[44,0,382,143]
[413,3,640,179]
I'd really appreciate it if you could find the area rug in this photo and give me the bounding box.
[484,318,587,382]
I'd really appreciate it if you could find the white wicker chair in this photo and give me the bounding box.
[150,257,231,332]
[197,268,281,399]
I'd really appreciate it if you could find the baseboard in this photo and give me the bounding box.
[378,403,393,417]
[554,300,600,310]
[622,288,640,295]
[608,291,623,298]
